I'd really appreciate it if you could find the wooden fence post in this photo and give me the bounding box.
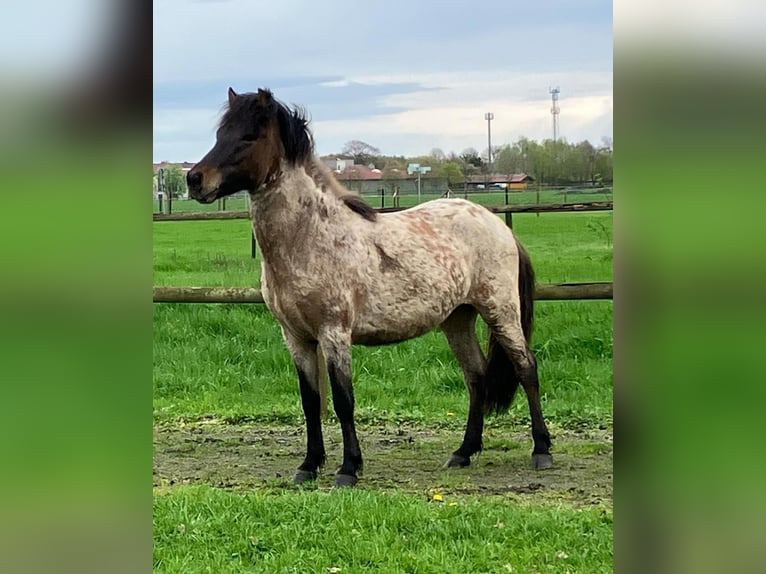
[247,194,257,259]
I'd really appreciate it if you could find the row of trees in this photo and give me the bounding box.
[491,137,613,186]
[154,135,613,198]
[338,136,613,187]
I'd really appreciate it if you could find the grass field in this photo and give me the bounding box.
[153,200,613,573]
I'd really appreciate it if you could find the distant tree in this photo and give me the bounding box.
[380,156,406,170]
[459,148,483,169]
[430,148,446,161]
[351,135,613,188]
[341,140,381,166]
[539,139,560,185]
[594,146,613,183]
[162,165,186,198]
[575,140,598,183]
[481,146,500,170]
[493,144,522,178]
[441,161,464,186]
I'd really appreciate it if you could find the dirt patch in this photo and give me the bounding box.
[154,421,612,506]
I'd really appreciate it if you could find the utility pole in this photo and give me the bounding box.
[417,169,421,202]
[549,87,560,142]
[484,112,494,175]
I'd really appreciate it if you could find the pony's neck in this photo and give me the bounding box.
[250,160,351,265]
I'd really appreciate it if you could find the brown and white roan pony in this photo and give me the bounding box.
[187,88,552,486]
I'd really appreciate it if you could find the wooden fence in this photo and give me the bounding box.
[153,282,613,303]
[152,201,613,222]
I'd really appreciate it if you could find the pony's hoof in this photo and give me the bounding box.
[444,454,471,468]
[293,469,317,484]
[333,474,358,487]
[532,453,553,470]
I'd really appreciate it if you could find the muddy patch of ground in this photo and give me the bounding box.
[154,421,612,506]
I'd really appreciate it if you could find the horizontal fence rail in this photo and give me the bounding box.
[152,201,613,222]
[153,282,613,303]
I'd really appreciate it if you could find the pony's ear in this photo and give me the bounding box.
[256,88,273,106]
[227,87,238,107]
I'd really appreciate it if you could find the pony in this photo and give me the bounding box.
[187,88,552,486]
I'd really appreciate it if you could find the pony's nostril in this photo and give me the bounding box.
[187,170,202,188]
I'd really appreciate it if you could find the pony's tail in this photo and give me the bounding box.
[516,238,535,341]
[483,237,535,415]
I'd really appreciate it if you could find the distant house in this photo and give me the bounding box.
[508,173,535,190]
[321,157,355,172]
[335,164,383,181]
[466,172,535,191]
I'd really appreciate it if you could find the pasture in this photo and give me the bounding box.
[153,207,613,573]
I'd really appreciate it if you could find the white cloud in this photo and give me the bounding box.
[307,68,612,155]
[312,93,612,156]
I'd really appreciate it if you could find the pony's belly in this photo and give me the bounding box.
[351,323,434,346]
[352,303,455,346]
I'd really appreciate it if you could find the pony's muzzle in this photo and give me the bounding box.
[187,169,202,191]
[186,167,218,203]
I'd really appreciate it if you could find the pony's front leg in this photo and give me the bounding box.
[319,332,363,487]
[284,334,326,484]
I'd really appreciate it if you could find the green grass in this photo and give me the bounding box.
[154,486,613,574]
[153,202,613,572]
[154,196,250,213]
[153,301,612,428]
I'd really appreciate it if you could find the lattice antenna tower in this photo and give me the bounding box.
[549,87,560,142]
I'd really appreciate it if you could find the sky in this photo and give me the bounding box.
[153,0,613,163]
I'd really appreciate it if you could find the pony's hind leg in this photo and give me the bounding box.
[283,333,326,484]
[319,330,363,487]
[490,323,553,470]
[441,305,488,468]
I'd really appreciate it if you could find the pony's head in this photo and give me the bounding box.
[187,87,312,203]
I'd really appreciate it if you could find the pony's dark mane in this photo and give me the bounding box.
[275,101,313,165]
[341,195,378,222]
[310,160,378,223]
